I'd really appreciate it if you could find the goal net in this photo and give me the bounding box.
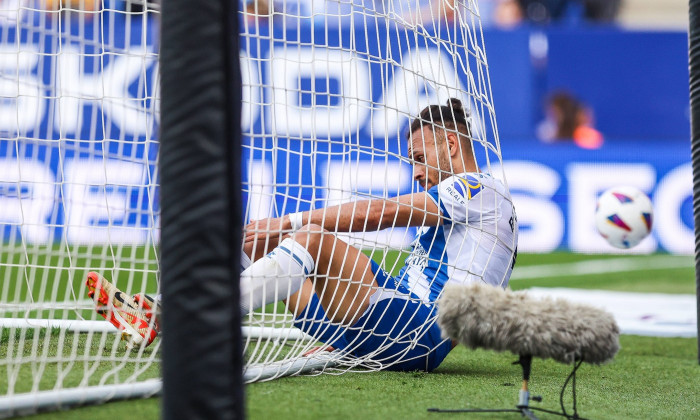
[0,1,161,415]
[240,0,512,381]
[0,0,512,415]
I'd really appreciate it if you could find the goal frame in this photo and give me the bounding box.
[160,0,245,418]
[688,0,700,364]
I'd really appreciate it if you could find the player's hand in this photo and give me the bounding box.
[243,217,290,259]
[244,217,290,240]
[302,345,335,357]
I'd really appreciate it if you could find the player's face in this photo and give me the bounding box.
[409,126,451,190]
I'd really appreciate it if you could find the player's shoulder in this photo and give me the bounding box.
[439,172,491,200]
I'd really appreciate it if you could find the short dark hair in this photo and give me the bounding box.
[407,98,472,142]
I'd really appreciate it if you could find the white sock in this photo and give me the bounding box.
[151,250,252,310]
[241,251,252,271]
[239,238,315,315]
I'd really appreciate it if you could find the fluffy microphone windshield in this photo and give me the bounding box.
[437,283,620,365]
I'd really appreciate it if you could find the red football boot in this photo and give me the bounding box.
[86,272,158,348]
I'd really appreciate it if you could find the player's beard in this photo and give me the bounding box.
[436,145,453,183]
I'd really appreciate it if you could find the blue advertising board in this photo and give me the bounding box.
[500,141,692,254]
[0,10,159,245]
[0,10,693,254]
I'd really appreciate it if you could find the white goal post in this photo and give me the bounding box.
[0,0,512,416]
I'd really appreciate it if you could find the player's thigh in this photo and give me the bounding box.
[285,279,314,317]
[302,231,376,325]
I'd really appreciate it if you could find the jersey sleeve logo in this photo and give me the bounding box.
[454,175,483,200]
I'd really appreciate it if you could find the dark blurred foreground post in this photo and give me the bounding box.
[160,0,245,417]
[688,0,700,365]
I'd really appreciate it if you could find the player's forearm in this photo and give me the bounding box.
[287,199,394,232]
[284,192,440,233]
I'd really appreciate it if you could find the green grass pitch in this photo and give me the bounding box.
[7,252,700,420]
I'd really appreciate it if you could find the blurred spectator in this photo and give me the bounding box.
[123,0,159,13]
[40,1,160,14]
[537,90,603,149]
[423,0,461,25]
[243,0,271,26]
[240,0,384,27]
[492,0,523,28]
[42,0,101,11]
[478,0,523,29]
[389,0,462,27]
[244,0,620,28]
[581,0,620,22]
[518,0,620,25]
[518,0,566,24]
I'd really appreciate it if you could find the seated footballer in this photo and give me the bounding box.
[86,98,519,372]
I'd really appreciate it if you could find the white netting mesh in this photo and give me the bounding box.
[0,0,516,411]
[239,0,516,381]
[0,1,161,413]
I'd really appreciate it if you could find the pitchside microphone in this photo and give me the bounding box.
[437,282,620,365]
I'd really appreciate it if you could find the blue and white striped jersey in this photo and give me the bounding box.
[397,172,518,303]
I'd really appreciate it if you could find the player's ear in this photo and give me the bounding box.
[446,132,459,157]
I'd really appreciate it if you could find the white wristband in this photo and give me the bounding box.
[288,212,304,231]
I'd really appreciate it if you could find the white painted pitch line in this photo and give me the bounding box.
[511,255,694,280]
[526,287,696,337]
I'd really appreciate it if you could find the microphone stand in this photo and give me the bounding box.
[515,354,540,420]
[428,354,588,420]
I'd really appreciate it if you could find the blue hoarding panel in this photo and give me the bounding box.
[480,29,534,139]
[500,141,692,254]
[543,28,689,141]
[0,11,692,254]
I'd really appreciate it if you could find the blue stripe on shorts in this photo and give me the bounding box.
[292,293,349,349]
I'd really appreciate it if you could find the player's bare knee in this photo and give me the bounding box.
[291,224,326,254]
